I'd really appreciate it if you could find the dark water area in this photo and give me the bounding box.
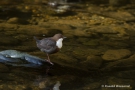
[0,0,135,90]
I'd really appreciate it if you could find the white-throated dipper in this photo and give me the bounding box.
[34,34,66,65]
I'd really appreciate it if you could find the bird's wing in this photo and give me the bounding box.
[37,38,57,53]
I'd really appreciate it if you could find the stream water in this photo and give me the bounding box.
[0,1,135,90]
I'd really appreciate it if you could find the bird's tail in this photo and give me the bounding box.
[34,36,40,43]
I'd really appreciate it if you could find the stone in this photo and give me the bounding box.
[109,0,130,6]
[7,17,28,24]
[0,23,18,29]
[104,11,135,21]
[89,26,128,36]
[101,54,135,71]
[81,55,103,68]
[7,17,19,24]
[116,70,135,79]
[102,49,131,61]
[52,53,78,67]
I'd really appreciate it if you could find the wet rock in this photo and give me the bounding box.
[72,47,88,60]
[7,17,28,24]
[109,0,130,6]
[0,23,18,29]
[0,50,51,67]
[72,47,103,62]
[106,11,135,21]
[81,55,103,68]
[101,54,135,71]
[0,63,9,72]
[102,49,131,61]
[115,54,135,66]
[87,5,135,21]
[17,25,48,35]
[52,53,78,67]
[89,26,128,36]
[7,17,19,24]
[116,70,135,79]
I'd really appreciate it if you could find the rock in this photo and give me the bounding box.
[0,50,51,67]
[0,23,18,29]
[116,70,135,79]
[0,63,9,72]
[7,17,28,24]
[87,5,135,21]
[109,0,130,6]
[81,55,103,68]
[17,25,48,35]
[105,11,135,21]
[89,26,128,36]
[7,17,19,24]
[89,26,113,34]
[101,54,135,71]
[102,49,131,61]
[72,47,88,60]
[115,54,135,66]
[52,53,78,67]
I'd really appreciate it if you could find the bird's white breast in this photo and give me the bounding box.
[56,38,63,49]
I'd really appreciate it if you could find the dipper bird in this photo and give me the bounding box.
[34,34,66,65]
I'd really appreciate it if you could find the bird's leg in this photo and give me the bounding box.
[46,54,54,65]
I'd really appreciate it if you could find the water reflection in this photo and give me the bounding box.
[34,75,61,90]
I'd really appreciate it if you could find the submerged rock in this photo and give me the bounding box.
[109,0,130,6]
[7,17,19,24]
[81,55,103,69]
[116,70,135,79]
[7,17,28,24]
[102,49,131,61]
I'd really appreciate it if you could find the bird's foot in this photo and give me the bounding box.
[46,60,54,65]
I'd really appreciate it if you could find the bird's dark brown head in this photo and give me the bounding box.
[52,34,66,41]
